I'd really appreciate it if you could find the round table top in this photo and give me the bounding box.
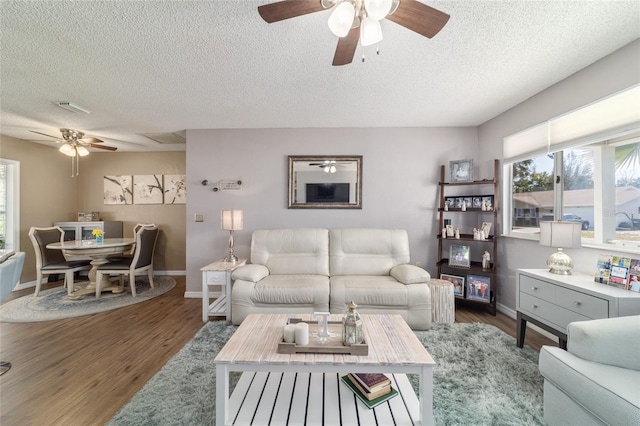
[47,238,135,250]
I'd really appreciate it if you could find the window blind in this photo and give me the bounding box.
[503,84,640,163]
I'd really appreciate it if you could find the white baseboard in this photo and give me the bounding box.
[184,291,202,299]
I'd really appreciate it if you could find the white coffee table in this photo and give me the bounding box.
[214,313,436,425]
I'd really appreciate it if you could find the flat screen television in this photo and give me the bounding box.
[306,183,350,203]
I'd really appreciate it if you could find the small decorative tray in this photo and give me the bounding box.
[276,318,368,356]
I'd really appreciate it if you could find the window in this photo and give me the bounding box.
[0,159,20,251]
[503,85,640,253]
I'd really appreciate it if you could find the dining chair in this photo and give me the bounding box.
[108,223,156,261]
[95,225,159,297]
[28,226,92,296]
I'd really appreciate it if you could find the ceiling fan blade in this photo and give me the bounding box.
[82,137,104,144]
[332,26,360,66]
[88,143,117,151]
[258,0,325,23]
[386,0,450,39]
[29,130,60,140]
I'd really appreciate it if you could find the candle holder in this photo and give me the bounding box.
[342,301,364,346]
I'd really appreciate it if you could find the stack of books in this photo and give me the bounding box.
[341,373,398,409]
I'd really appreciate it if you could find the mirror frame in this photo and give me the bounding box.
[288,155,362,209]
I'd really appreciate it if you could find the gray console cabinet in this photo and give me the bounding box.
[516,268,640,348]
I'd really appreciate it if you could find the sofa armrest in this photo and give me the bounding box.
[231,264,270,283]
[390,264,431,284]
[568,315,640,371]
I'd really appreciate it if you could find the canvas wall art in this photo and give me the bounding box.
[164,175,186,204]
[103,175,133,205]
[133,175,163,204]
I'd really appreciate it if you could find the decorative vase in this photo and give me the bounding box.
[342,301,364,346]
[96,235,103,244]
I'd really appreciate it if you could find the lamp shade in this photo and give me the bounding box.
[360,17,383,46]
[328,1,355,37]
[364,0,392,20]
[539,221,582,248]
[221,210,243,231]
[59,143,76,157]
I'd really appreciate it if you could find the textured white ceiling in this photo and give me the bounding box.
[1,0,639,151]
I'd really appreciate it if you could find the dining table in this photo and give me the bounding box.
[46,237,135,300]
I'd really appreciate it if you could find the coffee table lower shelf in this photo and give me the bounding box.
[225,371,419,425]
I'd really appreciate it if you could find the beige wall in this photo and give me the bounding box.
[0,135,185,284]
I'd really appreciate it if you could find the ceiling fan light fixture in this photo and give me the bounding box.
[76,146,90,156]
[328,1,355,37]
[59,143,76,157]
[360,17,383,46]
[364,0,392,20]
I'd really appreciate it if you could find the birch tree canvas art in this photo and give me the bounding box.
[104,175,133,204]
[133,175,163,204]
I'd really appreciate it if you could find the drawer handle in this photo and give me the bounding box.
[532,304,538,309]
[531,286,538,291]
[574,301,582,306]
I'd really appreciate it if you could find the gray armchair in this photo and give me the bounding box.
[539,315,640,425]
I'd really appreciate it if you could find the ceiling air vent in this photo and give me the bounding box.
[141,132,186,144]
[53,102,91,114]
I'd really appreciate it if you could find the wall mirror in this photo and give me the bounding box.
[288,155,362,209]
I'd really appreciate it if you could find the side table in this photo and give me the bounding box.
[201,258,246,322]
[426,279,455,323]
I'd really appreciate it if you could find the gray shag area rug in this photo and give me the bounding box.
[109,321,544,425]
[0,276,175,322]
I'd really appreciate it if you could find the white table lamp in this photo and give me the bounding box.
[221,210,243,263]
[539,221,582,275]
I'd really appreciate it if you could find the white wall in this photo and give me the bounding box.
[185,127,478,294]
[478,39,640,311]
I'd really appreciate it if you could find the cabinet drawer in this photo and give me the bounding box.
[519,275,555,300]
[205,271,226,285]
[520,293,592,331]
[555,286,608,319]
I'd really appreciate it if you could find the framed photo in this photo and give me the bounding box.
[481,195,494,211]
[481,222,492,237]
[448,245,470,268]
[472,196,482,209]
[450,159,473,183]
[444,197,455,209]
[445,224,454,237]
[441,273,465,297]
[466,275,491,303]
[455,197,464,209]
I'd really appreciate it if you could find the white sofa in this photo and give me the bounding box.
[231,228,432,330]
[538,315,640,425]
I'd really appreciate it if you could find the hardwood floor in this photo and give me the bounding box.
[0,277,554,425]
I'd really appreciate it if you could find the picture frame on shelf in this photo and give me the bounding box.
[444,197,455,209]
[481,222,492,237]
[467,275,490,303]
[450,159,474,183]
[448,245,470,268]
[441,273,465,297]
[445,224,454,237]
[481,195,494,211]
[472,196,482,209]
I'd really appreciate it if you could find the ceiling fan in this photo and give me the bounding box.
[257,0,450,66]
[30,128,117,177]
[308,160,350,173]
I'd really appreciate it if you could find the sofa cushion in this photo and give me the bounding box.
[539,346,640,425]
[246,275,330,305]
[231,264,269,282]
[331,276,413,308]
[251,228,329,276]
[329,229,411,276]
[390,264,431,284]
